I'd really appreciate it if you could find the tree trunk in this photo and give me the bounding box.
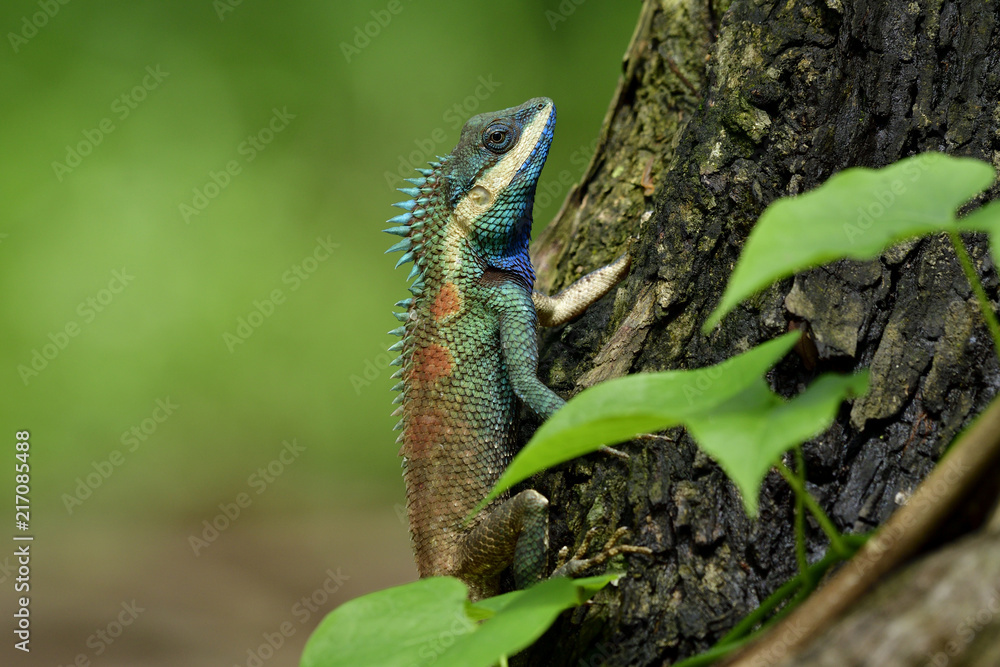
[523,1,1000,665]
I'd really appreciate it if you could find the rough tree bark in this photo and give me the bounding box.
[521,1,1000,665]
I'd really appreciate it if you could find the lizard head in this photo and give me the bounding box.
[446,97,556,209]
[445,97,556,279]
[384,98,556,292]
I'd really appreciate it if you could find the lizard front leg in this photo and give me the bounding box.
[454,279,647,597]
[450,281,574,598]
[446,282,570,600]
[448,280,564,599]
[533,252,631,328]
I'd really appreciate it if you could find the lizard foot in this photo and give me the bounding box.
[551,526,652,579]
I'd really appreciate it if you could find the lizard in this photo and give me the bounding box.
[384,97,647,601]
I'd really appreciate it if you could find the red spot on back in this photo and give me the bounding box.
[411,343,453,385]
[403,408,445,458]
[399,343,455,461]
[430,282,461,320]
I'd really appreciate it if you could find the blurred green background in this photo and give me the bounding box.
[1,1,637,665]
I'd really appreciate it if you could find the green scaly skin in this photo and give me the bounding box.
[385,98,635,600]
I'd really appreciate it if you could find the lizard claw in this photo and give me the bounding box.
[555,545,572,569]
[555,528,600,569]
[551,526,652,579]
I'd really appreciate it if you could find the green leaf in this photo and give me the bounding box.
[300,577,473,667]
[687,371,869,515]
[435,577,591,667]
[567,572,624,598]
[466,573,617,617]
[476,332,803,513]
[957,200,1000,267]
[704,153,997,331]
[300,576,615,667]
[477,331,867,518]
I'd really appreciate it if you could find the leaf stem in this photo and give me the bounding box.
[775,460,849,558]
[793,447,808,577]
[949,231,1000,357]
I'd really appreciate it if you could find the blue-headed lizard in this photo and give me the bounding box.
[385,97,648,600]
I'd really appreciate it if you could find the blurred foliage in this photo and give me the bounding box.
[0,1,638,522]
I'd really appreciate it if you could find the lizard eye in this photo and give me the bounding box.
[482,122,516,154]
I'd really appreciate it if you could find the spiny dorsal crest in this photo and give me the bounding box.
[382,156,450,435]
